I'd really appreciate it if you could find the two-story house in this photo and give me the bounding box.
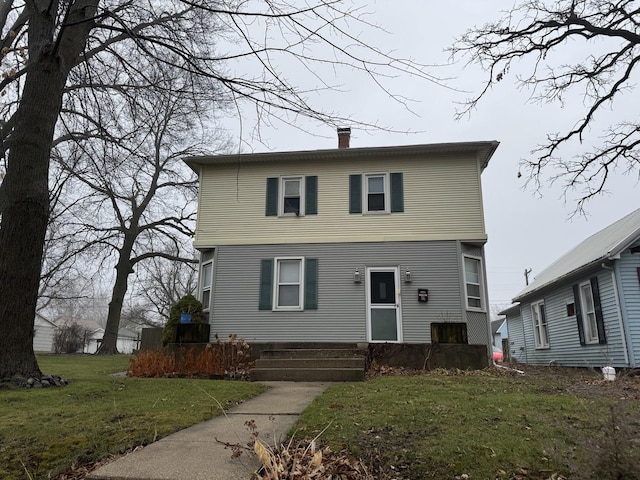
[185,130,498,363]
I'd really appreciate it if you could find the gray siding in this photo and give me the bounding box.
[519,269,628,367]
[209,241,488,344]
[617,249,640,367]
[505,309,526,363]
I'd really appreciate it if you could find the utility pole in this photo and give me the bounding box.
[524,268,532,286]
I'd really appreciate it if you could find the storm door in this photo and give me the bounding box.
[366,267,402,342]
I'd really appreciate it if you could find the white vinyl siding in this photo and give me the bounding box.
[531,300,549,349]
[194,154,486,247]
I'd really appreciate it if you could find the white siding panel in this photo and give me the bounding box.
[195,155,485,247]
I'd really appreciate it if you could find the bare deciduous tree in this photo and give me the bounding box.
[450,0,640,211]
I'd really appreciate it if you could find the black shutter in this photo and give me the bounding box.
[305,176,318,215]
[304,258,318,310]
[591,276,607,344]
[259,259,273,310]
[573,284,586,345]
[349,174,362,214]
[265,178,278,216]
[390,172,404,212]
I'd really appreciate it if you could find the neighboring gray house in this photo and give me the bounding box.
[34,312,59,352]
[185,133,499,351]
[501,208,640,368]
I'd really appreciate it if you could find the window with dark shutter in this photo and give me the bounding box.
[259,259,274,310]
[349,174,362,214]
[390,172,404,212]
[304,258,318,310]
[305,176,318,215]
[265,178,279,216]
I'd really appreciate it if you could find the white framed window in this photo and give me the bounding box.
[579,281,598,344]
[280,176,305,216]
[364,173,388,213]
[200,261,213,311]
[531,300,549,348]
[463,255,484,311]
[274,257,304,310]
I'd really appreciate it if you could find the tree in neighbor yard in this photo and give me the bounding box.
[450,0,640,211]
[0,1,439,377]
[56,74,216,354]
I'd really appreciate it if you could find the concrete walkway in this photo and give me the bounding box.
[88,382,331,480]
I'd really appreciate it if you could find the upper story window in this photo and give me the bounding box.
[266,176,317,217]
[531,300,549,349]
[281,177,303,215]
[365,173,388,212]
[463,255,484,311]
[349,172,404,214]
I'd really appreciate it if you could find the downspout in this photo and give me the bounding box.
[601,263,630,366]
[521,306,528,363]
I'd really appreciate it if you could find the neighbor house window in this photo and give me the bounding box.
[531,300,549,348]
[365,173,388,212]
[572,276,606,345]
[579,281,599,344]
[200,261,213,311]
[275,257,304,309]
[463,255,484,310]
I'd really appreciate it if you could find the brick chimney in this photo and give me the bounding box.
[337,127,351,148]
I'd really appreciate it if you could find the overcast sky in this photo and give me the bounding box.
[225,1,639,314]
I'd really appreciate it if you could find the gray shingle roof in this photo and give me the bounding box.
[513,207,640,301]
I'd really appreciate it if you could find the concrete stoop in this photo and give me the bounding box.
[250,347,366,382]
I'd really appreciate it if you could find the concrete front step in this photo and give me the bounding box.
[251,367,365,382]
[250,347,367,382]
[255,357,365,369]
[260,348,365,359]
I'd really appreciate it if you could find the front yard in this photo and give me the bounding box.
[2,355,639,479]
[294,366,640,479]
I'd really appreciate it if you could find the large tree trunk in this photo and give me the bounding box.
[0,2,98,377]
[0,33,64,379]
[97,244,135,354]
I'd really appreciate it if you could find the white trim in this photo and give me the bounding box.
[363,172,389,214]
[365,266,402,342]
[278,176,305,217]
[273,256,304,311]
[531,300,549,349]
[463,254,485,312]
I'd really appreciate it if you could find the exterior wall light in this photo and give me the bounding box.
[354,268,361,283]
[405,269,412,283]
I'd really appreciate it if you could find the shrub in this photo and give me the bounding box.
[53,321,92,353]
[162,294,205,346]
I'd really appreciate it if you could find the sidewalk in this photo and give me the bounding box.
[88,382,331,480]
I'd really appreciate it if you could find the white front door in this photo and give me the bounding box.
[366,267,402,342]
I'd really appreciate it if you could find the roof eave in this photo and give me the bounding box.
[184,140,500,172]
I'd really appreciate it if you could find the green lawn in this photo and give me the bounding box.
[0,354,266,480]
[294,369,640,479]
